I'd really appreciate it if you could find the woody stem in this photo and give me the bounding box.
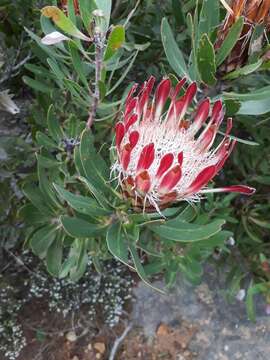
[86,32,105,129]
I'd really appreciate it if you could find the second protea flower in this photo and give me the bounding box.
[216,0,270,73]
[60,0,79,14]
[113,77,255,212]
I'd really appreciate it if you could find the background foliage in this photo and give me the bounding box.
[0,0,270,334]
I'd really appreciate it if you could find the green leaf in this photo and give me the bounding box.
[60,215,107,238]
[106,50,139,96]
[223,59,263,80]
[223,86,270,101]
[23,76,52,93]
[46,233,63,276]
[69,41,89,87]
[78,0,97,32]
[30,225,57,258]
[246,281,268,321]
[104,25,125,61]
[238,98,270,115]
[24,63,56,79]
[80,129,108,176]
[53,183,111,216]
[95,0,111,31]
[186,12,199,81]
[47,105,64,142]
[41,6,91,41]
[248,23,264,58]
[78,176,112,209]
[47,58,65,85]
[164,259,178,288]
[198,0,220,37]
[124,42,150,52]
[70,240,89,281]
[37,159,60,211]
[63,79,90,107]
[60,254,77,279]
[172,0,185,26]
[224,99,241,116]
[36,132,58,149]
[150,219,225,242]
[106,222,129,265]
[98,80,106,101]
[129,243,165,294]
[37,154,60,168]
[197,33,216,86]
[74,146,87,177]
[22,184,54,216]
[216,16,244,66]
[67,0,77,24]
[223,86,270,115]
[79,130,117,204]
[249,217,270,230]
[19,204,51,225]
[161,17,190,81]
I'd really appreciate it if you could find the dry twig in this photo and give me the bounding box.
[109,323,133,360]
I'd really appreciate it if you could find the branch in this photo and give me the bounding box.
[109,323,133,360]
[0,53,31,85]
[87,30,105,129]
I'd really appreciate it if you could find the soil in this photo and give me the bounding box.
[16,300,198,360]
[11,270,270,360]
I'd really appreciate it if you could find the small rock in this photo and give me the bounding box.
[180,340,188,349]
[156,323,170,336]
[235,352,243,359]
[66,331,77,342]
[96,354,101,360]
[236,289,246,301]
[266,304,270,315]
[176,355,185,360]
[195,283,214,306]
[94,342,106,354]
[72,356,79,360]
[239,326,251,340]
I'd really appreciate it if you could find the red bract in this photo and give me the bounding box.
[113,77,255,212]
[60,0,80,14]
[216,0,270,73]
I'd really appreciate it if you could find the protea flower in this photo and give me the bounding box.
[216,0,270,73]
[112,77,255,212]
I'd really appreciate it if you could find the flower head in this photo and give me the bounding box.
[216,0,270,73]
[113,77,255,212]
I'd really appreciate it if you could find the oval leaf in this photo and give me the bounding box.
[161,17,190,81]
[41,6,91,41]
[197,33,216,86]
[104,25,125,61]
[150,219,225,242]
[61,215,107,238]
